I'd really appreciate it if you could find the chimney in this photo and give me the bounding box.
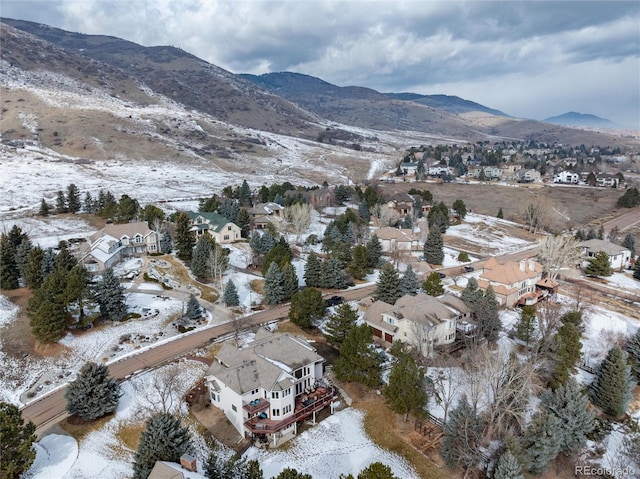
[528,259,534,271]
[519,260,525,272]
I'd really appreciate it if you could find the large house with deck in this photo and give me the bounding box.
[186,211,241,244]
[477,258,546,307]
[204,328,335,447]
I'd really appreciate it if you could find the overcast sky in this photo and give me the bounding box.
[2,0,639,128]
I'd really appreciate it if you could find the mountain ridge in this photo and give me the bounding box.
[542,111,616,129]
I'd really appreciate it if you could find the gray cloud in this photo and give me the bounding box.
[2,0,639,128]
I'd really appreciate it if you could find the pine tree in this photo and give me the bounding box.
[521,409,562,475]
[65,362,122,420]
[461,277,482,307]
[191,236,213,279]
[627,329,640,382]
[41,248,56,280]
[493,450,524,479]
[365,234,382,268]
[348,245,370,280]
[476,286,501,343]
[413,197,423,218]
[515,305,536,345]
[174,211,194,261]
[550,322,582,389]
[373,262,402,304]
[621,233,635,257]
[325,303,358,347]
[54,244,78,272]
[541,378,594,454]
[239,179,252,206]
[83,191,95,213]
[384,341,428,421]
[27,287,67,343]
[304,251,323,287]
[0,402,37,479]
[223,280,240,307]
[333,324,382,388]
[589,345,635,417]
[95,268,127,321]
[159,228,173,254]
[263,262,286,306]
[323,257,348,289]
[281,262,299,300]
[66,183,81,213]
[423,226,444,265]
[0,234,19,290]
[14,238,32,281]
[358,201,371,221]
[584,250,612,276]
[272,469,312,479]
[185,294,202,320]
[236,208,251,238]
[38,198,50,216]
[132,413,192,479]
[400,265,420,296]
[55,190,67,213]
[440,395,483,470]
[288,287,326,328]
[356,462,399,479]
[497,207,504,219]
[24,246,44,289]
[422,271,444,296]
[452,199,467,219]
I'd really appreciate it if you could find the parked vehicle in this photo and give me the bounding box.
[326,295,345,307]
[464,266,475,272]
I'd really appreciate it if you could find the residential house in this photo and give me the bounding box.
[554,170,580,184]
[483,166,503,180]
[595,174,620,188]
[399,162,419,176]
[477,257,544,307]
[386,192,415,216]
[80,222,159,272]
[205,328,335,447]
[247,202,285,230]
[428,166,452,177]
[363,293,472,357]
[579,239,631,271]
[500,163,522,181]
[516,169,541,183]
[186,211,241,244]
[373,227,421,256]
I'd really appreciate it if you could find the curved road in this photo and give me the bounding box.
[21,286,376,433]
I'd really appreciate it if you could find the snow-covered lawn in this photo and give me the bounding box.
[605,272,640,291]
[0,216,97,249]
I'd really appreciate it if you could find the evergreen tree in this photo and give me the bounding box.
[191,236,213,279]
[66,183,81,213]
[54,244,77,272]
[521,409,562,475]
[0,402,37,479]
[493,450,524,479]
[116,194,140,223]
[416,158,425,181]
[83,191,95,213]
[621,233,636,257]
[281,262,299,300]
[41,248,56,279]
[356,462,399,479]
[515,305,536,345]
[304,251,323,288]
[413,197,423,218]
[384,341,428,421]
[24,246,44,289]
[185,294,202,320]
[65,265,92,320]
[223,280,240,307]
[627,329,640,382]
[348,244,370,280]
[323,257,348,289]
[584,250,612,276]
[55,190,67,213]
[65,362,122,420]
[261,243,292,276]
[218,199,240,223]
[325,303,358,347]
[422,271,444,296]
[288,287,326,328]
[589,345,634,417]
[550,322,582,389]
[0,234,19,290]
[452,199,467,219]
[236,208,251,238]
[358,201,371,221]
[239,179,252,206]
[497,207,504,219]
[263,262,286,306]
[159,228,173,254]
[333,324,382,388]
[27,282,68,343]
[476,286,501,343]
[399,265,420,296]
[461,277,482,307]
[205,450,262,479]
[423,226,444,265]
[457,251,470,262]
[133,413,192,479]
[373,263,402,304]
[174,211,195,261]
[427,201,449,233]
[38,198,50,216]
[272,469,312,479]
[440,395,483,470]
[541,378,594,454]
[95,268,127,321]
[15,238,32,280]
[365,234,382,268]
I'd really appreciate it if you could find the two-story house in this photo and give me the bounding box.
[80,222,159,272]
[373,227,421,256]
[516,169,541,183]
[579,239,631,271]
[554,170,580,184]
[205,328,335,447]
[186,211,241,244]
[247,202,285,230]
[477,258,544,306]
[363,293,472,357]
[386,192,416,216]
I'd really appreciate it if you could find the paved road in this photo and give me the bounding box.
[21,288,374,432]
[602,207,640,234]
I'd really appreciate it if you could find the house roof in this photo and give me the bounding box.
[89,222,153,244]
[186,211,234,233]
[579,239,629,257]
[148,462,185,479]
[206,329,323,395]
[390,192,415,204]
[481,258,543,285]
[373,227,416,242]
[248,202,284,216]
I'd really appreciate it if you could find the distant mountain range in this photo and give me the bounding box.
[542,112,616,129]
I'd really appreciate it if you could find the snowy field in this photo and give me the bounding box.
[0,216,97,249]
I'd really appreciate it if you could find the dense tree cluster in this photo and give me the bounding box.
[0,402,37,479]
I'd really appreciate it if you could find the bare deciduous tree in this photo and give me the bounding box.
[207,247,227,289]
[522,197,551,234]
[430,363,463,423]
[133,363,188,416]
[409,321,438,358]
[284,203,313,244]
[537,234,582,281]
[369,204,400,228]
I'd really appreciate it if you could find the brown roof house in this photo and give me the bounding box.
[478,258,544,307]
[80,222,159,273]
[247,202,285,230]
[386,192,416,216]
[373,227,421,256]
[205,328,336,447]
[363,293,472,357]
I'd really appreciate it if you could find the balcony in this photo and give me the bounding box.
[243,397,270,415]
[244,386,335,435]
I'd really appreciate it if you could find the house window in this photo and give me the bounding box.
[231,404,237,412]
[227,226,232,231]
[272,408,280,417]
[135,235,142,243]
[283,405,292,415]
[149,244,157,251]
[272,391,279,399]
[283,388,291,397]
[224,235,230,241]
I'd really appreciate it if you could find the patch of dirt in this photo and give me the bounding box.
[190,400,243,450]
[0,287,36,358]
